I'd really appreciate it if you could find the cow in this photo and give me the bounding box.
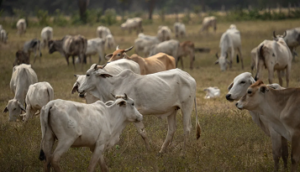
[22,82,54,122]
[254,36,293,87]
[177,41,210,69]
[121,17,143,34]
[250,47,257,73]
[226,72,287,171]
[149,39,180,65]
[106,46,175,75]
[38,95,143,172]
[16,18,26,36]
[0,29,8,44]
[3,64,38,121]
[105,34,115,49]
[48,35,87,69]
[85,38,105,64]
[157,26,172,42]
[41,26,53,49]
[273,29,300,60]
[71,58,141,103]
[14,50,30,66]
[204,87,220,99]
[97,26,111,39]
[174,22,186,38]
[76,66,201,154]
[23,39,42,63]
[134,33,160,56]
[200,16,217,33]
[216,25,244,71]
[236,80,300,172]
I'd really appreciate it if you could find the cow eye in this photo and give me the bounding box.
[247,90,252,94]
[13,108,16,111]
[240,81,245,84]
[117,54,121,56]
[132,103,134,106]
[86,74,90,77]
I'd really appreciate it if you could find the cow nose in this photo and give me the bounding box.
[226,94,231,100]
[235,102,238,107]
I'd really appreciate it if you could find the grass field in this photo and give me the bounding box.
[1,19,300,172]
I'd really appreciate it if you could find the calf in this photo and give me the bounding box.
[157,26,172,42]
[121,17,143,34]
[39,95,143,172]
[97,26,111,39]
[41,26,53,49]
[200,16,217,33]
[174,22,186,38]
[16,18,26,36]
[23,39,42,63]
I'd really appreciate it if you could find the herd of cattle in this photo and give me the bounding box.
[2,16,300,172]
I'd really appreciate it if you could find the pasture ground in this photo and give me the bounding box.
[0,19,300,171]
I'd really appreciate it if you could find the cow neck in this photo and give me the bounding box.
[54,40,64,54]
[14,70,28,105]
[129,55,146,65]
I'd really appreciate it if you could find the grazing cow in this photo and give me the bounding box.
[14,50,30,66]
[86,38,105,63]
[226,72,287,171]
[200,16,217,33]
[254,37,293,87]
[204,87,220,99]
[105,34,115,49]
[16,18,26,36]
[22,82,54,121]
[0,29,8,43]
[23,39,42,63]
[41,26,53,48]
[273,29,300,60]
[106,46,175,75]
[250,47,257,73]
[39,95,143,172]
[121,17,143,34]
[97,26,111,39]
[149,39,180,65]
[177,41,210,69]
[157,26,172,42]
[3,64,38,121]
[48,35,87,69]
[72,59,141,103]
[216,25,244,71]
[174,22,186,38]
[76,66,201,154]
[236,80,300,172]
[134,33,160,56]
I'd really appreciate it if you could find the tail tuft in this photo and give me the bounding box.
[39,149,46,161]
[196,122,201,140]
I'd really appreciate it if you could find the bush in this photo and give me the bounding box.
[100,9,117,26]
[53,9,69,27]
[36,9,50,26]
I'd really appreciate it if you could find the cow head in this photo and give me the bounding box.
[112,93,143,122]
[3,99,26,122]
[273,31,287,41]
[236,80,268,110]
[105,46,133,62]
[14,50,29,66]
[215,53,229,71]
[226,72,255,101]
[48,40,57,54]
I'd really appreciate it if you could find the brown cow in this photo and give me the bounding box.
[236,80,300,172]
[106,46,175,75]
[14,50,30,66]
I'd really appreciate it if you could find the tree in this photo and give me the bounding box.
[147,0,156,20]
[78,0,89,23]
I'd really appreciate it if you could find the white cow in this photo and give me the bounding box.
[105,34,115,49]
[97,26,111,39]
[200,16,217,33]
[174,22,186,38]
[273,29,300,59]
[157,26,172,42]
[72,59,141,104]
[3,64,38,121]
[77,66,201,154]
[22,82,54,121]
[86,38,106,63]
[226,72,286,171]
[149,39,180,64]
[236,80,300,172]
[121,17,143,34]
[216,25,244,71]
[134,35,160,56]
[250,47,257,73]
[16,18,26,36]
[254,38,293,87]
[0,29,8,44]
[41,26,53,48]
[204,87,220,99]
[23,39,42,63]
[39,95,143,172]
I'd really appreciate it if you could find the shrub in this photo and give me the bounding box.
[101,9,117,26]
[53,9,69,27]
[36,9,50,26]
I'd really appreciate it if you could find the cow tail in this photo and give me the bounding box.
[39,103,53,161]
[194,98,201,140]
[255,44,264,81]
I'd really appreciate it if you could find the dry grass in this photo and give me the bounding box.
[0,19,300,172]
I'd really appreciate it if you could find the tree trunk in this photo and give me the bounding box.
[78,0,89,23]
[148,0,156,20]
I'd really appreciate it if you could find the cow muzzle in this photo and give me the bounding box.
[235,102,243,110]
[225,94,234,102]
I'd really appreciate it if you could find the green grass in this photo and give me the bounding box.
[0,19,300,171]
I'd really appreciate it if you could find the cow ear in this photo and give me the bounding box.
[74,74,79,78]
[17,101,26,112]
[228,83,233,91]
[260,86,268,93]
[117,100,126,107]
[3,107,8,113]
[214,60,219,64]
[97,73,113,78]
[105,54,113,60]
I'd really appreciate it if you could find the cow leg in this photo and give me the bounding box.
[286,66,291,87]
[88,144,107,172]
[281,137,288,170]
[24,105,34,122]
[181,101,194,156]
[41,130,55,172]
[190,54,195,70]
[134,121,150,150]
[159,111,177,154]
[72,56,76,70]
[268,68,274,84]
[277,70,283,86]
[291,134,300,172]
[176,57,180,68]
[237,47,244,69]
[270,128,282,172]
[51,139,74,172]
[65,56,70,66]
[180,56,184,69]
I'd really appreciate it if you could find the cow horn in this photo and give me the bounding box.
[98,63,107,69]
[215,53,219,59]
[283,31,287,38]
[124,46,133,52]
[94,64,98,70]
[124,93,128,100]
[116,46,119,50]
[273,31,276,38]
